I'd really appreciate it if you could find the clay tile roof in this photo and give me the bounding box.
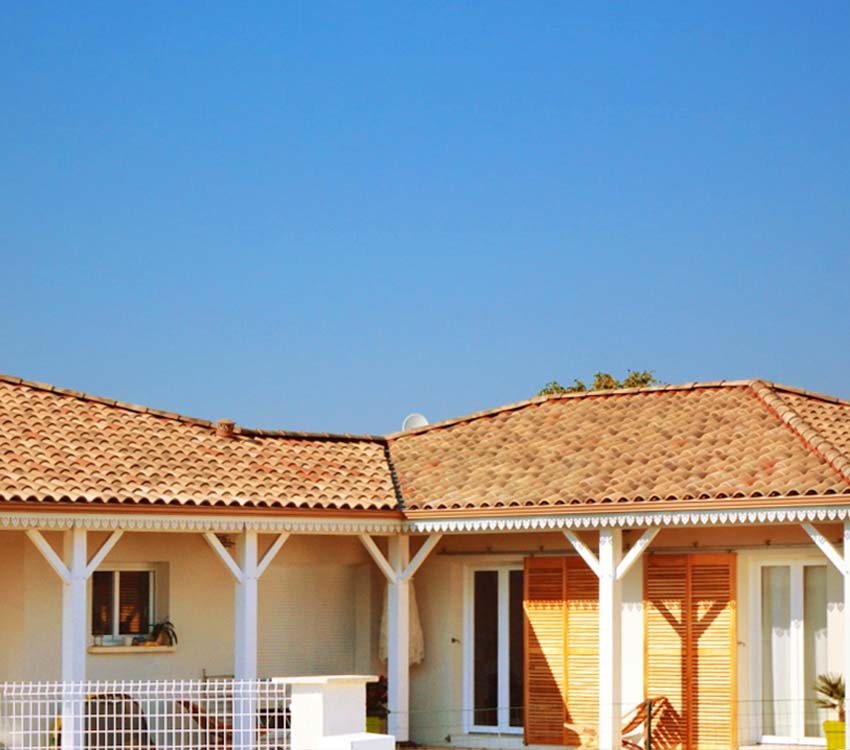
[386,380,850,511]
[2,374,849,516]
[0,374,398,511]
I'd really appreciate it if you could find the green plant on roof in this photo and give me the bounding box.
[537,370,659,396]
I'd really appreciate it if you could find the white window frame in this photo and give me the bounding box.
[90,563,156,640]
[462,564,524,735]
[747,551,831,747]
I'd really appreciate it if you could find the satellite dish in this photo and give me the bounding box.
[402,413,429,431]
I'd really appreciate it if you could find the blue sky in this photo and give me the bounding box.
[1,2,848,434]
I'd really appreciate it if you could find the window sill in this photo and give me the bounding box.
[88,646,176,655]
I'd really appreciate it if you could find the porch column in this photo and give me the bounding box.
[844,520,850,750]
[26,525,125,684]
[387,535,410,741]
[62,527,89,683]
[234,529,259,680]
[598,528,622,750]
[203,529,290,680]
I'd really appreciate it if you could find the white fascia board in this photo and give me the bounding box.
[5,500,850,536]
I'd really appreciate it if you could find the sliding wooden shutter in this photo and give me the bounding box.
[645,553,736,750]
[564,558,599,746]
[645,555,689,750]
[524,557,598,746]
[689,555,737,750]
[524,557,567,745]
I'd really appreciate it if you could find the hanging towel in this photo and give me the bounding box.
[379,581,425,665]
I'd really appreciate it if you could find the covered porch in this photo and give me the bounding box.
[4,501,850,750]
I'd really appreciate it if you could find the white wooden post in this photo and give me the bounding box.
[62,527,88,750]
[204,529,289,679]
[844,520,850,750]
[204,529,290,750]
[563,528,656,750]
[234,529,259,680]
[598,528,623,750]
[62,526,88,682]
[387,535,410,741]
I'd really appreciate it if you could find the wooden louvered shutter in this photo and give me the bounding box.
[563,557,599,746]
[689,554,736,750]
[524,557,566,745]
[645,554,736,750]
[524,557,599,746]
[645,555,689,750]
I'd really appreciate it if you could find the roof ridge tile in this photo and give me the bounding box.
[0,371,382,439]
[748,380,850,487]
[386,379,759,440]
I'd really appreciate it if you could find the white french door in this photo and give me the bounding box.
[757,560,829,743]
[464,567,524,734]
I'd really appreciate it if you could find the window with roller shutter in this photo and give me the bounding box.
[91,568,155,638]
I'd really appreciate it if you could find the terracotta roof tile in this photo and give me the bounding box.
[771,389,850,463]
[386,381,850,510]
[1,374,849,515]
[0,377,397,510]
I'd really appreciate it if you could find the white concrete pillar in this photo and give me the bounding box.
[289,675,376,749]
[598,528,623,750]
[387,535,410,741]
[234,529,259,680]
[844,520,850,750]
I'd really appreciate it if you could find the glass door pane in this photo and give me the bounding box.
[509,569,524,727]
[474,571,499,726]
[761,565,792,737]
[803,565,828,738]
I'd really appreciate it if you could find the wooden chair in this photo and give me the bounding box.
[177,699,288,750]
[54,693,155,750]
[563,696,679,750]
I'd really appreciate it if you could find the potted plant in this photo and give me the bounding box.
[366,676,388,734]
[150,619,178,647]
[815,672,845,750]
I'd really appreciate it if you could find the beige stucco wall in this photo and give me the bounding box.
[0,522,845,747]
[408,524,847,746]
[0,530,385,682]
[0,532,26,679]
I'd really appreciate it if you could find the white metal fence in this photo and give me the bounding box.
[0,680,290,750]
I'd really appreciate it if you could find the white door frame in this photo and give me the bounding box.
[462,564,524,735]
[747,551,831,746]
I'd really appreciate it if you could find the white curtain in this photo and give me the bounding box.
[804,565,828,738]
[762,565,792,736]
[379,581,425,666]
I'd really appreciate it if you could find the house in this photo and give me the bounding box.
[1,373,850,750]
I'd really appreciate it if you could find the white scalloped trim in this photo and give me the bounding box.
[0,513,403,534]
[402,505,850,534]
[1,504,848,535]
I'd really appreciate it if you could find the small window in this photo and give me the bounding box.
[92,569,155,637]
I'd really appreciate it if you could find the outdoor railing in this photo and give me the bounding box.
[0,677,393,750]
[0,680,290,750]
